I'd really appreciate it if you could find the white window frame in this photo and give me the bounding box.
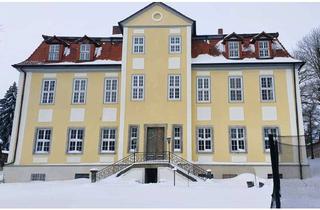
[230,127,246,153]
[228,41,240,58]
[260,76,275,102]
[104,78,118,103]
[72,79,87,104]
[173,126,182,152]
[168,75,181,100]
[79,44,91,61]
[197,77,211,103]
[258,41,270,58]
[131,75,144,101]
[132,36,144,54]
[263,127,279,152]
[40,79,56,104]
[48,44,60,61]
[67,128,84,154]
[34,128,51,154]
[129,126,139,153]
[169,36,181,53]
[100,128,116,153]
[229,76,243,102]
[197,127,213,152]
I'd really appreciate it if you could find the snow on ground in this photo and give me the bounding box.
[281,158,320,208]
[0,173,272,208]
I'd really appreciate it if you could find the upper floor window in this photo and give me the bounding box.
[132,75,144,100]
[67,128,84,154]
[258,41,270,58]
[230,127,246,152]
[197,77,210,103]
[41,79,56,104]
[197,127,212,152]
[48,44,60,61]
[263,127,279,152]
[100,128,116,153]
[229,76,243,102]
[169,36,181,53]
[173,126,182,152]
[129,126,139,152]
[133,36,144,54]
[168,75,181,100]
[104,78,118,103]
[72,79,87,104]
[228,41,240,58]
[34,128,51,154]
[80,44,91,61]
[260,76,275,101]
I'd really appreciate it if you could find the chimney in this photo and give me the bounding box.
[218,28,223,35]
[112,26,122,35]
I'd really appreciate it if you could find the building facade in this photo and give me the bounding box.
[4,2,309,182]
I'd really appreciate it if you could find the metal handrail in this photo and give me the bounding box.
[95,151,208,181]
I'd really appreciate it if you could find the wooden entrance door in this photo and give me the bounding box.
[146,127,165,158]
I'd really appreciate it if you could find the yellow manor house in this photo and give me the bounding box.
[4,2,310,183]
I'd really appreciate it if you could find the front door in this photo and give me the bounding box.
[146,127,165,160]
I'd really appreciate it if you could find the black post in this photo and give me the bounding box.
[269,134,281,208]
[90,168,98,183]
[133,152,136,163]
[174,169,176,186]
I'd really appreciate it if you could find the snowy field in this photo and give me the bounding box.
[0,159,319,208]
[0,173,272,208]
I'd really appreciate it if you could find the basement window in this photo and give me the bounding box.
[31,173,46,181]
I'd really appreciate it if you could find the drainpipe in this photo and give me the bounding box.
[292,62,305,179]
[5,67,26,166]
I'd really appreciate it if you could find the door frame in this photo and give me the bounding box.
[144,124,168,153]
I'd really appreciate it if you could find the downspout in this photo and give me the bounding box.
[292,62,305,179]
[5,67,26,166]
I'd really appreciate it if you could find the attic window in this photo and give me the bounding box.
[258,41,270,58]
[48,44,60,61]
[80,44,91,61]
[228,41,240,58]
[152,12,163,21]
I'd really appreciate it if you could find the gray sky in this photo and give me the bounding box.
[0,2,320,98]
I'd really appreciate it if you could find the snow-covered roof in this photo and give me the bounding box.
[192,54,302,65]
[44,59,122,65]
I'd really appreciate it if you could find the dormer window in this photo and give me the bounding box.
[80,44,91,61]
[258,41,270,58]
[228,41,240,58]
[48,44,60,61]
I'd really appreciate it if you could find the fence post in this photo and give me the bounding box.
[168,151,171,164]
[133,152,136,163]
[269,134,281,208]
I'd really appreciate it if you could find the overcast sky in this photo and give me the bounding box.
[0,2,320,98]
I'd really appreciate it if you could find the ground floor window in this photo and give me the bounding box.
[68,128,84,153]
[263,127,279,152]
[34,128,51,153]
[128,126,139,152]
[197,127,212,152]
[230,127,246,152]
[101,128,116,153]
[173,126,182,152]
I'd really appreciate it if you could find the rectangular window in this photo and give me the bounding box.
[169,36,181,53]
[31,173,46,181]
[48,44,60,61]
[34,128,51,153]
[260,76,275,101]
[132,75,144,100]
[104,78,118,103]
[229,77,243,102]
[259,41,270,58]
[133,36,144,54]
[168,75,181,100]
[72,79,87,104]
[197,127,212,152]
[80,44,91,61]
[228,41,240,58]
[100,128,116,153]
[230,127,246,152]
[197,77,211,102]
[129,126,139,152]
[67,128,84,153]
[263,127,279,151]
[41,79,56,104]
[173,126,182,152]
